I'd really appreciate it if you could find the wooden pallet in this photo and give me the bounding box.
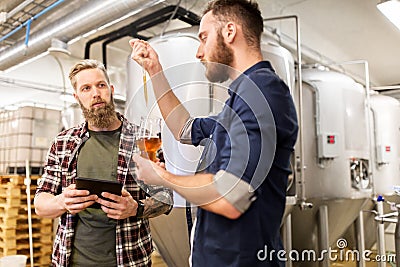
[0,175,41,186]
[0,246,16,256]
[17,247,52,267]
[0,217,17,229]
[0,205,19,217]
[0,185,21,198]
[0,175,25,185]
[0,174,54,265]
[0,239,16,249]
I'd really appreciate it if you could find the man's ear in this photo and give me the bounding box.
[224,22,237,44]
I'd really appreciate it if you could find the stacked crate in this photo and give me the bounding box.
[0,174,53,266]
[0,106,61,174]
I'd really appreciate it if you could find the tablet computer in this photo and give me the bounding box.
[75,177,123,200]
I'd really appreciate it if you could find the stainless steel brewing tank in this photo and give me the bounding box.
[290,68,372,266]
[343,93,400,250]
[126,28,205,267]
[370,92,400,195]
[299,67,371,199]
[261,37,295,93]
[126,27,210,185]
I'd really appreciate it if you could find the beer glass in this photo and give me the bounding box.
[137,117,162,162]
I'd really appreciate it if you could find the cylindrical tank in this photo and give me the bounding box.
[261,37,295,93]
[290,67,372,266]
[343,93,400,251]
[1,50,127,110]
[125,26,297,267]
[126,28,207,267]
[299,67,371,199]
[370,92,400,195]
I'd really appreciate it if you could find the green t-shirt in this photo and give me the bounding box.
[71,127,121,267]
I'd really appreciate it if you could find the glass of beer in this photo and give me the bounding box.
[137,117,162,162]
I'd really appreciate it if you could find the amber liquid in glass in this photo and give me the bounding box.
[137,137,162,162]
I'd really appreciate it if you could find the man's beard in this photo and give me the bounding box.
[79,96,117,129]
[204,31,234,83]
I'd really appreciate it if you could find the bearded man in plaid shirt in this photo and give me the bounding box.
[35,59,173,267]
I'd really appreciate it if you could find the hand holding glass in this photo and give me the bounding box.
[137,117,162,162]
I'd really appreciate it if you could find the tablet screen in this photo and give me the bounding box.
[75,177,122,200]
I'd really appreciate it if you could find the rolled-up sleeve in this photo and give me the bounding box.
[213,170,257,213]
[179,117,195,145]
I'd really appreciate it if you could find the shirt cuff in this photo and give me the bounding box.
[179,117,195,145]
[213,170,257,213]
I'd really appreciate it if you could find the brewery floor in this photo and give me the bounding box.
[151,224,397,267]
[152,251,396,266]
[152,250,168,267]
[332,260,394,267]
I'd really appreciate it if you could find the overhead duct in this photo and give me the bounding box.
[0,0,166,71]
[84,5,200,67]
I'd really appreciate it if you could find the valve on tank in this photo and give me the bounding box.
[350,158,370,190]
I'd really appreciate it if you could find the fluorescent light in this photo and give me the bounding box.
[377,0,400,31]
[4,51,48,73]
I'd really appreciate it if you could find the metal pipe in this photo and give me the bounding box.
[372,85,400,91]
[7,0,35,19]
[25,160,34,267]
[160,0,182,37]
[209,83,214,115]
[363,61,374,194]
[395,207,400,267]
[0,0,66,44]
[263,15,307,208]
[376,199,386,267]
[33,0,65,19]
[301,82,327,169]
[374,216,398,224]
[263,24,375,89]
[86,5,200,60]
[0,0,166,70]
[319,205,330,267]
[84,4,176,59]
[283,213,293,267]
[0,75,64,93]
[356,210,366,267]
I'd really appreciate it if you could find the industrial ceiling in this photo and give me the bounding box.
[0,0,399,109]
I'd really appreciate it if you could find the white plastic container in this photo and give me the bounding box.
[0,255,27,267]
[0,106,61,173]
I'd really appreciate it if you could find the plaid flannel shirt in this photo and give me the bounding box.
[35,113,173,267]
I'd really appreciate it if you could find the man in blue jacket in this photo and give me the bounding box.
[130,0,298,266]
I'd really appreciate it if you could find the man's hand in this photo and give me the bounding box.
[60,184,97,214]
[132,154,168,186]
[129,38,162,76]
[97,189,141,220]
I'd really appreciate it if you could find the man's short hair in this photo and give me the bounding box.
[69,59,110,90]
[204,0,263,48]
